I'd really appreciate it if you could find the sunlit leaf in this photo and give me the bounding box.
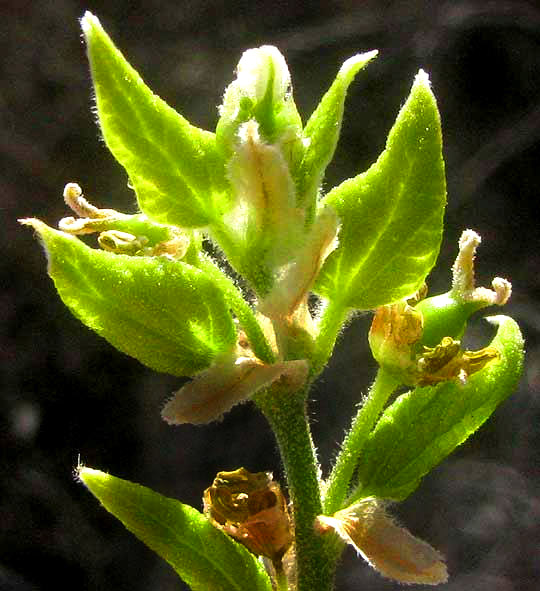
[315,70,446,310]
[79,468,273,591]
[23,220,236,376]
[82,12,230,227]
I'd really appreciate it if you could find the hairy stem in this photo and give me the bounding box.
[257,388,335,591]
[323,368,399,514]
[224,286,276,363]
[274,562,289,591]
[311,298,349,377]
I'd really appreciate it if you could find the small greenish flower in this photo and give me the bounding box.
[59,182,190,258]
[368,297,424,384]
[369,230,511,386]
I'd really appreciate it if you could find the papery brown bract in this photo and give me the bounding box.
[162,353,309,425]
[316,499,448,585]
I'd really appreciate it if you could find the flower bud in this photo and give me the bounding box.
[227,121,302,247]
[216,46,303,158]
[236,46,290,108]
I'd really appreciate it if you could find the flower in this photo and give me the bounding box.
[369,230,510,386]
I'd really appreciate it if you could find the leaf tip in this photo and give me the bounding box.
[339,50,378,80]
[80,11,100,36]
[18,218,56,264]
[73,455,85,480]
[484,314,506,328]
[485,315,525,358]
[77,465,108,492]
[18,217,42,230]
[412,70,438,105]
[19,216,76,251]
[415,68,431,87]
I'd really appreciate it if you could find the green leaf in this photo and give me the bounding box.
[24,220,236,377]
[79,467,273,591]
[81,12,230,228]
[315,70,446,310]
[352,315,524,501]
[297,50,378,215]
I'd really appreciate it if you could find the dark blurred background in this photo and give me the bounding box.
[2,1,539,590]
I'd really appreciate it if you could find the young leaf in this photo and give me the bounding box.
[297,50,378,214]
[352,315,524,501]
[79,468,273,591]
[81,12,230,228]
[315,70,446,310]
[216,45,303,154]
[23,220,236,377]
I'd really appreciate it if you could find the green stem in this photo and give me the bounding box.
[323,368,399,515]
[209,219,238,264]
[311,298,349,376]
[225,285,276,364]
[273,562,289,591]
[198,255,276,364]
[257,388,335,591]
